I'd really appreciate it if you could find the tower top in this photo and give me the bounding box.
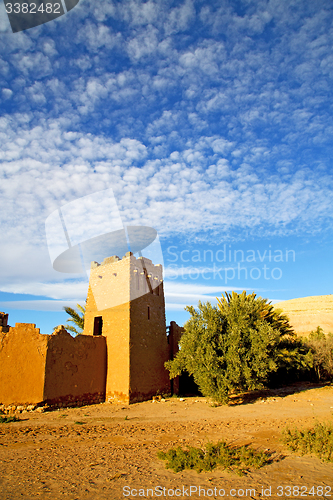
[87,253,163,311]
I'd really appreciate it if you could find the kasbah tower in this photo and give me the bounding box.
[83,251,172,404]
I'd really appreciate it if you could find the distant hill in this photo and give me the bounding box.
[274,295,333,336]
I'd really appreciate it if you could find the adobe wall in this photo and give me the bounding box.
[43,326,107,407]
[0,253,183,408]
[167,321,185,395]
[84,253,171,403]
[129,291,170,402]
[0,321,107,408]
[84,255,131,403]
[0,311,9,330]
[0,323,47,405]
[129,255,170,401]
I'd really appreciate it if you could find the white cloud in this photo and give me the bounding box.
[0,1,11,32]
[0,300,81,312]
[2,88,12,99]
[0,0,333,303]
[76,21,120,52]
[13,52,53,78]
[127,25,159,60]
[164,281,246,312]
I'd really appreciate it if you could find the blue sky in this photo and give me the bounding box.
[0,0,333,333]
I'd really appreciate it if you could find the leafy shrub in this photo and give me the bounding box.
[282,420,333,463]
[0,415,20,423]
[268,336,312,387]
[305,327,333,382]
[166,292,300,403]
[158,440,270,475]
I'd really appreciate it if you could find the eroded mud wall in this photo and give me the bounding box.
[43,328,107,406]
[167,321,185,395]
[129,289,170,403]
[0,323,48,405]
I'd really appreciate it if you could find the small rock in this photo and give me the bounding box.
[36,407,45,413]
[27,405,36,411]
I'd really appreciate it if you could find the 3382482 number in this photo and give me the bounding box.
[277,485,331,497]
[5,3,61,14]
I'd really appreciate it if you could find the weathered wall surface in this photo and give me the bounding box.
[0,323,47,405]
[0,312,9,330]
[129,291,170,402]
[100,303,130,403]
[84,253,170,403]
[0,323,107,407]
[128,255,170,402]
[84,255,131,403]
[44,327,107,407]
[167,321,185,395]
[1,253,183,408]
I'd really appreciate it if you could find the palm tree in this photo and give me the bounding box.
[54,303,85,336]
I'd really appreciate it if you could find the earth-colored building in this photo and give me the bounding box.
[0,253,183,409]
[83,252,172,404]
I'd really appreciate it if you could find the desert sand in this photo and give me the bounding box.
[0,383,332,500]
[274,295,333,336]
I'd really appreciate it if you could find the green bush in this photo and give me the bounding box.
[282,420,333,463]
[268,336,312,387]
[158,440,270,475]
[165,291,305,403]
[0,415,20,423]
[305,327,333,382]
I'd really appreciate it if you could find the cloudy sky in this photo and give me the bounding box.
[0,0,333,332]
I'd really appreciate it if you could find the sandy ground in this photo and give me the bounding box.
[0,383,333,500]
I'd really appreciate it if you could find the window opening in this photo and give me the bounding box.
[93,316,103,336]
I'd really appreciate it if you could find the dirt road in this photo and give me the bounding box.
[0,383,332,500]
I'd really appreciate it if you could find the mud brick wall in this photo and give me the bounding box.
[43,327,107,407]
[0,254,182,408]
[167,321,185,395]
[0,323,48,405]
[84,253,170,404]
[0,323,106,407]
[129,291,170,402]
[0,311,8,328]
[84,255,131,403]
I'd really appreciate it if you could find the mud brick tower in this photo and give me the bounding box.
[83,252,171,404]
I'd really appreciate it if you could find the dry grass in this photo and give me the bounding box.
[282,420,333,463]
[158,441,271,475]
